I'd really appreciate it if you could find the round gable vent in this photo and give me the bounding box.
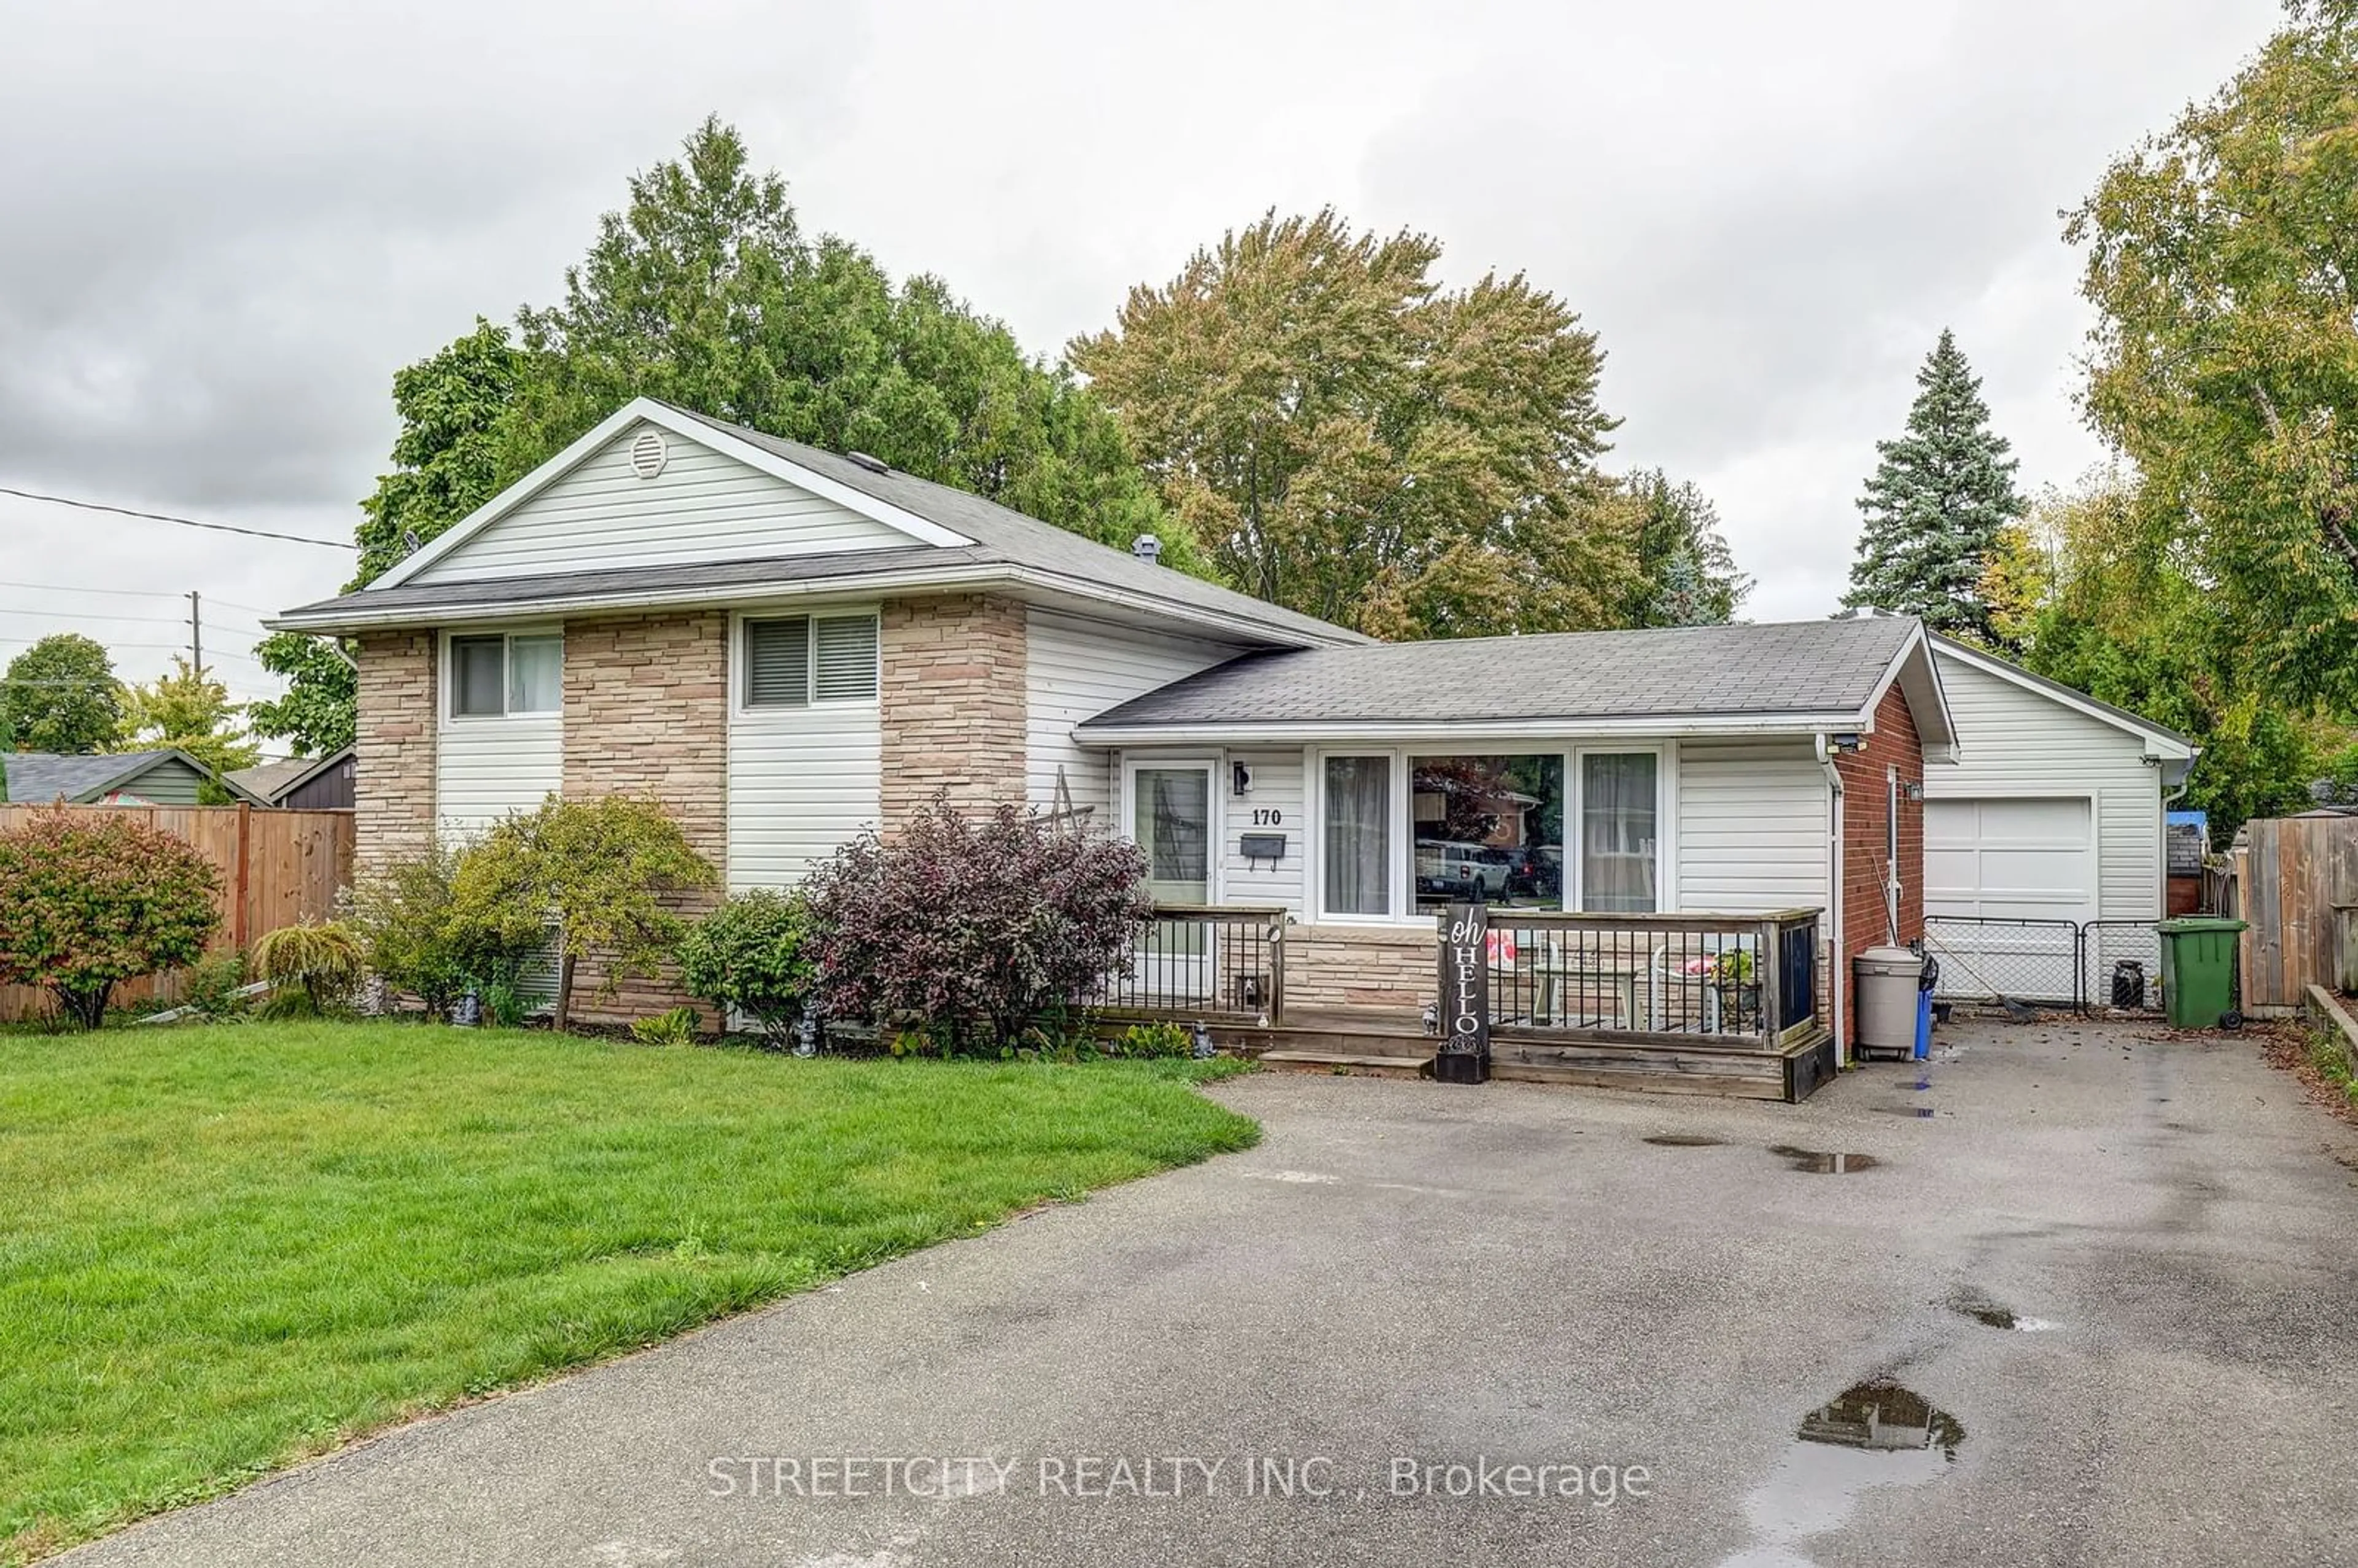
[629,429,669,479]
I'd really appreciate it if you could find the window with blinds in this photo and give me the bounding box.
[813,615,879,701]
[745,614,877,707]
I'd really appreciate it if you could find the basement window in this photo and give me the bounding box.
[744,613,879,707]
[449,632,561,718]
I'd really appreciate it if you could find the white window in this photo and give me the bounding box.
[1576,751,1660,912]
[744,614,879,707]
[449,632,561,718]
[1321,755,1393,917]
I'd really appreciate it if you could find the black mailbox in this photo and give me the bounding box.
[1239,833,1286,864]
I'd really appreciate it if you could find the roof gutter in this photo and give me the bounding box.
[1075,711,1874,746]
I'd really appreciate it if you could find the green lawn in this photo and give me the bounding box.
[0,1022,1257,1561]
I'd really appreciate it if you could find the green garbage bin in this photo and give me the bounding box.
[2156,917,2246,1030]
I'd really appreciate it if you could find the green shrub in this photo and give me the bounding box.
[629,1005,701,1047]
[1111,1021,1196,1060]
[450,794,717,1031]
[0,809,222,1028]
[348,841,476,1015]
[676,889,814,1048]
[179,950,254,1020]
[481,980,528,1030]
[252,921,367,1015]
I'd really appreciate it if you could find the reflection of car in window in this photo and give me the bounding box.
[1415,839,1509,898]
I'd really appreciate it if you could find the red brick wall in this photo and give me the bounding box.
[1832,682,1926,1043]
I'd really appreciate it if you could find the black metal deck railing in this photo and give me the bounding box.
[1089,905,1289,1023]
[1481,908,1823,1050]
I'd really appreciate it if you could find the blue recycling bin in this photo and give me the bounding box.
[1913,987,1932,1060]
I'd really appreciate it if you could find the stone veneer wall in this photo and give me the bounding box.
[559,610,730,1025]
[1282,922,1442,1015]
[879,594,1027,825]
[352,631,437,879]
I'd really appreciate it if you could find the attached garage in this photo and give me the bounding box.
[1925,796,2096,923]
[1923,794,2096,1004]
[1922,638,2196,1008]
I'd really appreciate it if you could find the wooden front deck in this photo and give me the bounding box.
[1094,904,1836,1103]
[1169,1012,1834,1103]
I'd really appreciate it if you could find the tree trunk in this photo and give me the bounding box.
[554,952,575,1033]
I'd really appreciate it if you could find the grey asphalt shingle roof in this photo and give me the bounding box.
[1076,616,1924,731]
[278,403,1363,648]
[3,751,189,803]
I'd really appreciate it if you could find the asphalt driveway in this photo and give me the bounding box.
[58,1020,2358,1567]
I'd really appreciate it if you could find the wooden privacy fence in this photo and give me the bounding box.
[2230,815,2358,1015]
[0,804,354,1022]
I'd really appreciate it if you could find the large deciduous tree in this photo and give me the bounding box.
[1070,208,1635,638]
[1842,330,2026,640]
[2,634,123,755]
[2011,475,2329,841]
[252,116,1178,750]
[2068,0,2358,707]
[116,657,259,794]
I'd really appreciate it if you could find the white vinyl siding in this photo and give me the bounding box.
[437,715,560,839]
[1925,650,2163,922]
[1676,739,1831,914]
[1219,747,1308,912]
[436,628,562,838]
[410,422,917,584]
[1023,608,1239,822]
[728,608,882,890]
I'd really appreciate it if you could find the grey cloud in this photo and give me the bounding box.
[0,0,2292,666]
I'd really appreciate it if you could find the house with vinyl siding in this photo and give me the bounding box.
[268,397,2190,1081]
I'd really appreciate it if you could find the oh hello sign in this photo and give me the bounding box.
[1438,902,1490,1060]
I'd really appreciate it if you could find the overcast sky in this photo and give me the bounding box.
[0,0,2285,745]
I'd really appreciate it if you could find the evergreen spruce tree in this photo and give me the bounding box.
[1841,330,2026,639]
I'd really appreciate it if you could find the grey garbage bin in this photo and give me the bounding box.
[1854,945,1923,1058]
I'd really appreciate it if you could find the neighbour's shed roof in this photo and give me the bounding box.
[227,746,354,806]
[1077,616,1942,740]
[227,755,316,801]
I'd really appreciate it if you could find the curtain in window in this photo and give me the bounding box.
[507,637,562,713]
[452,636,504,716]
[1581,753,1657,912]
[1324,756,1391,916]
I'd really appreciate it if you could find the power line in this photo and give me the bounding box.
[0,581,292,619]
[0,604,268,630]
[0,485,354,551]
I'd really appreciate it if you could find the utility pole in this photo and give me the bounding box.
[187,589,202,673]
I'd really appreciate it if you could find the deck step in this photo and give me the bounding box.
[1257,1050,1432,1077]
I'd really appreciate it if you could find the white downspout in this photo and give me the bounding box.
[1817,733,1847,1067]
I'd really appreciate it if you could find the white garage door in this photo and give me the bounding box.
[1924,797,2094,1004]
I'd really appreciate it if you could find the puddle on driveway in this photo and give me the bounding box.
[1768,1145,1880,1174]
[1643,1134,1727,1147]
[1719,1380,1965,1567]
[1950,1289,2057,1333]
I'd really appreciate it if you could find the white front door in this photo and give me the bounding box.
[1126,761,1218,1002]
[1132,763,1215,906]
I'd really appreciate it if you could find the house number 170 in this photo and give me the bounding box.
[1251,809,1283,826]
